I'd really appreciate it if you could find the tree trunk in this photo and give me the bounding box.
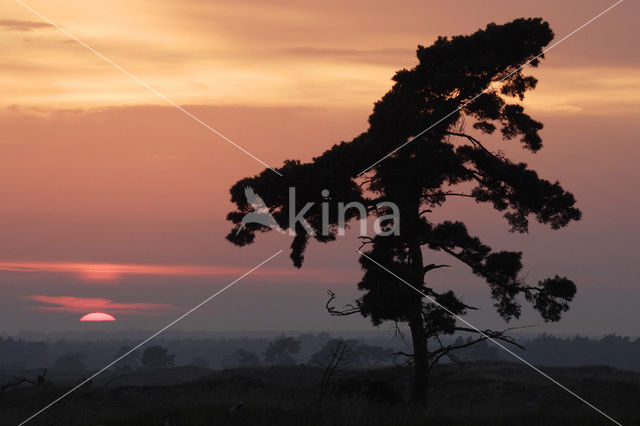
[407,212,429,405]
[401,196,430,405]
[408,311,429,405]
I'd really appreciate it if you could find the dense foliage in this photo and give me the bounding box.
[226,18,581,402]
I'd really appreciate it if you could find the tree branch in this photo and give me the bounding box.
[446,131,496,157]
[357,236,374,251]
[453,326,528,350]
[441,191,474,198]
[423,264,450,273]
[325,290,360,316]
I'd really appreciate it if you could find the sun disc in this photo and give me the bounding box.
[80,312,116,321]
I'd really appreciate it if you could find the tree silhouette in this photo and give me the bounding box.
[263,337,301,366]
[190,356,209,368]
[311,338,396,369]
[53,352,86,370]
[226,18,580,404]
[113,346,140,372]
[141,345,174,369]
[233,348,261,367]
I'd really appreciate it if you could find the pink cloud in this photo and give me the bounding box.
[0,19,52,32]
[23,295,177,315]
[0,260,355,283]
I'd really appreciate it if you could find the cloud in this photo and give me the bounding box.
[277,47,414,65]
[23,294,177,314]
[0,261,271,281]
[0,260,354,283]
[3,0,636,108]
[0,19,52,32]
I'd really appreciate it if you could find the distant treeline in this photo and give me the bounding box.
[0,332,394,371]
[462,334,640,371]
[0,333,638,372]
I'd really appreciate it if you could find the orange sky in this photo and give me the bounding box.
[0,0,638,334]
[2,0,638,112]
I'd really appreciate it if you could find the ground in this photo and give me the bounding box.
[1,362,638,425]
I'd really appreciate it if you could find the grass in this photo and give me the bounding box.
[1,362,638,425]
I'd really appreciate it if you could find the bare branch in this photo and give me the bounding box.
[393,321,411,349]
[357,236,374,251]
[441,191,474,198]
[453,326,527,350]
[357,178,373,188]
[325,290,360,316]
[445,131,497,157]
[423,264,450,273]
[431,335,464,368]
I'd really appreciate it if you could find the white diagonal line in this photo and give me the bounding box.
[14,0,283,177]
[357,0,624,176]
[357,250,622,425]
[18,249,283,425]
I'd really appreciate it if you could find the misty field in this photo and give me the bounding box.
[1,362,638,425]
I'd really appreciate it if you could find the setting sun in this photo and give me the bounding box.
[79,312,116,322]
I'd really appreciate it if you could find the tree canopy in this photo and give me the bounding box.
[263,337,301,366]
[141,345,175,369]
[226,17,581,403]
